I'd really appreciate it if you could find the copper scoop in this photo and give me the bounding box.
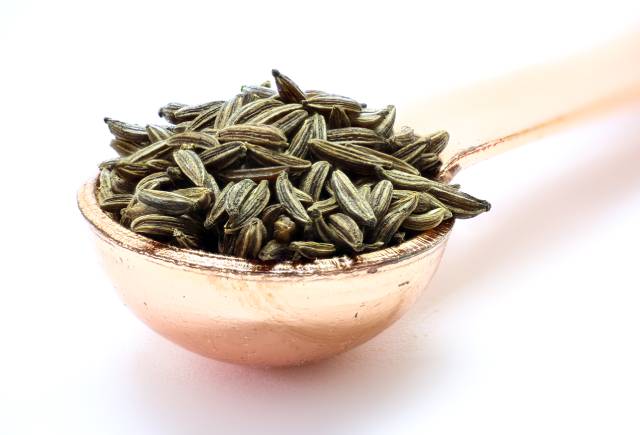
[78,33,640,367]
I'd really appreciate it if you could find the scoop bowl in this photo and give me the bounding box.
[78,179,452,367]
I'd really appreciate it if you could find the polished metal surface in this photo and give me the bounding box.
[78,179,451,366]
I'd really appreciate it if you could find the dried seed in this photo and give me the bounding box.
[327,127,388,150]
[424,130,450,154]
[173,149,207,187]
[374,105,396,138]
[375,166,435,191]
[227,98,283,125]
[174,100,224,123]
[402,207,452,231]
[220,165,288,183]
[270,109,308,135]
[99,193,134,213]
[218,124,288,148]
[310,112,327,139]
[331,169,377,227]
[246,143,311,172]
[158,102,187,124]
[203,173,221,198]
[328,106,351,128]
[110,138,142,157]
[204,181,235,229]
[137,189,197,215]
[131,214,201,238]
[146,124,173,142]
[249,103,304,125]
[327,213,364,252]
[392,190,447,213]
[293,186,313,205]
[387,191,420,215]
[187,102,224,131]
[299,160,331,201]
[309,139,390,175]
[272,69,307,104]
[258,240,290,261]
[173,121,193,133]
[213,94,245,129]
[350,143,420,175]
[225,180,270,232]
[275,171,311,225]
[136,172,172,192]
[351,107,389,128]
[233,218,266,259]
[260,203,285,236]
[273,215,296,243]
[371,209,413,245]
[390,126,417,148]
[391,137,429,163]
[173,187,213,210]
[104,118,149,144]
[198,141,247,170]
[173,229,201,250]
[98,168,113,202]
[224,179,256,219]
[285,116,313,158]
[414,153,440,173]
[424,182,491,218]
[307,196,339,216]
[369,180,394,221]
[240,84,277,98]
[288,241,336,259]
[302,94,362,113]
[165,131,220,149]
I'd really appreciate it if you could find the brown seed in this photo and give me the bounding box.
[369,180,394,221]
[158,102,187,124]
[225,180,271,232]
[270,109,308,135]
[233,218,266,259]
[308,139,390,175]
[328,105,351,128]
[218,124,288,148]
[249,103,304,126]
[224,179,256,219]
[331,169,377,228]
[137,189,197,216]
[204,181,235,230]
[227,98,284,125]
[299,160,331,201]
[219,165,288,183]
[146,124,173,142]
[288,241,336,259]
[272,69,307,104]
[258,240,290,261]
[302,94,362,113]
[104,118,149,144]
[198,141,247,170]
[374,105,396,138]
[402,207,452,231]
[273,215,296,243]
[375,166,435,191]
[246,143,312,172]
[99,193,134,213]
[275,171,311,225]
[213,94,245,129]
[173,149,207,187]
[326,127,388,150]
[174,100,224,123]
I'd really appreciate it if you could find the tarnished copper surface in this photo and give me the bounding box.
[78,179,451,366]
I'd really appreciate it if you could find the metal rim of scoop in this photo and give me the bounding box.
[77,177,453,278]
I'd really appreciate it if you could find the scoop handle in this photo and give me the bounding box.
[398,32,640,181]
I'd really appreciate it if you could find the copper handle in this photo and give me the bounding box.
[398,32,640,181]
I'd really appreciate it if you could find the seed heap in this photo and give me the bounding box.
[97,70,490,260]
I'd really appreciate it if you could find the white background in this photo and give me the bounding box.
[1,1,640,434]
